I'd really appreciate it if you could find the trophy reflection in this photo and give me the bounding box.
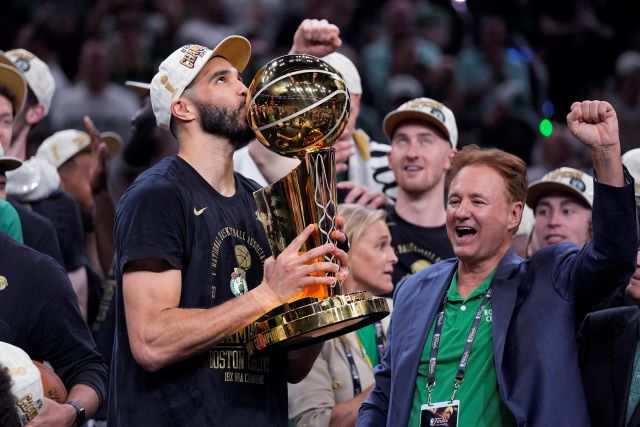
[246,54,389,353]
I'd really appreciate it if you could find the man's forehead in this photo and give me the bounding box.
[449,164,507,193]
[391,120,450,145]
[0,94,13,113]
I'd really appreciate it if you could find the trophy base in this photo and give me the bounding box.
[247,291,389,354]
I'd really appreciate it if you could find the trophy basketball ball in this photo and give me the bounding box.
[246,54,389,353]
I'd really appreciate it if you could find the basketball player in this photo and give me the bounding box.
[109,38,349,426]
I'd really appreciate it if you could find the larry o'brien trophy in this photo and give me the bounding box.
[245,54,389,353]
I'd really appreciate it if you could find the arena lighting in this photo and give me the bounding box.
[539,118,553,138]
[451,0,467,12]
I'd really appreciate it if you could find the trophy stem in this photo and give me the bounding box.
[306,148,341,297]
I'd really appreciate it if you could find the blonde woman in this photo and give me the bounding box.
[288,204,398,427]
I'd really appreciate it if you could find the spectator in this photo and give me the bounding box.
[358,100,636,426]
[288,204,397,427]
[382,97,456,288]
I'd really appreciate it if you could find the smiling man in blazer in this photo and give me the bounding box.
[356,100,637,427]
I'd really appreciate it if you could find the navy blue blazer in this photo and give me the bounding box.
[357,181,637,427]
[579,305,640,427]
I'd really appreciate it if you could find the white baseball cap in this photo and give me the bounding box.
[36,129,122,168]
[322,52,362,95]
[0,63,26,116]
[36,129,91,168]
[527,167,594,209]
[0,342,44,425]
[125,80,151,98]
[100,131,123,159]
[6,157,61,202]
[622,148,640,198]
[1,49,55,115]
[383,97,458,148]
[515,205,535,237]
[150,36,251,131]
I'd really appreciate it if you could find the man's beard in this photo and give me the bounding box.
[192,100,255,147]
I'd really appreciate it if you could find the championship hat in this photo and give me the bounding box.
[527,167,594,209]
[622,148,640,199]
[125,80,151,98]
[0,342,44,425]
[5,157,60,202]
[0,63,26,115]
[322,52,362,95]
[0,49,55,114]
[150,36,251,131]
[36,129,122,168]
[383,97,458,148]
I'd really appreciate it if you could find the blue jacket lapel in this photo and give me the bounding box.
[394,262,455,425]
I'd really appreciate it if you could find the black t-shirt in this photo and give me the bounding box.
[387,205,455,287]
[0,234,107,402]
[28,189,86,272]
[8,199,64,265]
[22,191,104,326]
[109,156,286,427]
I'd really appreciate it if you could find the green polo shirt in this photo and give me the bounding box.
[408,270,516,427]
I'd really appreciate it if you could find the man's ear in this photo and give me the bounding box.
[443,147,458,172]
[25,104,45,125]
[170,98,197,124]
[509,201,524,234]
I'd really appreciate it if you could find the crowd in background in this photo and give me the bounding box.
[1,0,639,176]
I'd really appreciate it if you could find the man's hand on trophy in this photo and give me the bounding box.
[337,181,390,209]
[253,224,348,313]
[289,18,342,58]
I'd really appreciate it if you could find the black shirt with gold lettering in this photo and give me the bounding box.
[386,205,454,292]
[109,156,286,426]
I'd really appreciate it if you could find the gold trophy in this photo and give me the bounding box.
[246,54,389,353]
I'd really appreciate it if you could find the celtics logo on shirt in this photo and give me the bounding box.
[230,245,251,297]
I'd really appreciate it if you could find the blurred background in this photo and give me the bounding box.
[3,0,638,174]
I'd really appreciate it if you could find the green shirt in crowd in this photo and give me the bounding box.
[408,269,516,427]
[0,199,23,244]
[356,322,383,367]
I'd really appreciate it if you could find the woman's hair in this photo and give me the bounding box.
[338,203,387,248]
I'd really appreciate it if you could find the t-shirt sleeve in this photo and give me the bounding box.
[115,175,186,273]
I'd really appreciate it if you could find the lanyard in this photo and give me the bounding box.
[373,320,386,362]
[343,344,362,395]
[343,321,386,397]
[426,287,492,404]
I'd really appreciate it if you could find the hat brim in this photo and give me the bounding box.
[210,36,251,73]
[0,63,26,115]
[526,181,592,209]
[383,110,451,145]
[125,81,151,98]
[0,156,22,171]
[100,131,123,158]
